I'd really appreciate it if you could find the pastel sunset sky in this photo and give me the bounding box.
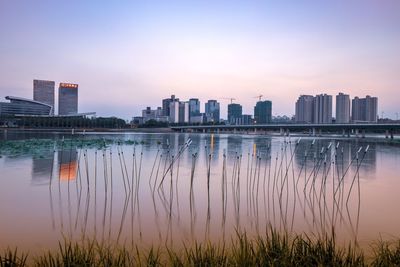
[0,0,399,119]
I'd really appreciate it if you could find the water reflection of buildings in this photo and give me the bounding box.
[294,139,377,177]
[31,150,55,185]
[350,142,376,175]
[58,149,77,181]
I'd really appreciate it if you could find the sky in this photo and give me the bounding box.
[0,0,399,120]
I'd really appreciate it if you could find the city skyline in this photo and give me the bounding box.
[1,1,399,119]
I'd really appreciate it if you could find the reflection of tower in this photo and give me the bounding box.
[58,149,77,181]
[31,150,55,185]
[227,135,243,155]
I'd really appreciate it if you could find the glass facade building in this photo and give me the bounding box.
[58,83,78,115]
[33,79,55,115]
[227,103,243,124]
[205,100,220,123]
[0,96,52,116]
[254,100,272,124]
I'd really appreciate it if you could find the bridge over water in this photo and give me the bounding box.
[171,123,400,139]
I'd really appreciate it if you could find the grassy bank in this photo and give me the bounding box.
[1,230,400,266]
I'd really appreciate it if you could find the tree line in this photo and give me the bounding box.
[0,116,128,129]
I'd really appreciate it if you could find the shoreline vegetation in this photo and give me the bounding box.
[1,230,400,266]
[0,127,399,138]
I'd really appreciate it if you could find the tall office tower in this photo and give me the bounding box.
[254,100,272,124]
[179,102,189,123]
[58,83,78,115]
[227,103,242,124]
[33,79,55,115]
[365,95,378,122]
[205,100,220,123]
[162,95,179,117]
[352,95,378,122]
[169,101,180,123]
[295,95,314,123]
[188,98,200,119]
[336,93,350,123]
[313,94,332,124]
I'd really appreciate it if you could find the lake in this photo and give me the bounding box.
[0,130,399,253]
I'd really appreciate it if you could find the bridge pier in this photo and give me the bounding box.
[355,129,359,138]
[362,129,366,138]
[286,129,290,136]
[385,130,389,139]
[254,128,257,134]
[280,128,284,136]
[342,129,346,137]
[318,129,322,137]
[309,128,312,136]
[312,128,316,137]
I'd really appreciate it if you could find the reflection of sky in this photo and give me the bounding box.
[0,1,399,118]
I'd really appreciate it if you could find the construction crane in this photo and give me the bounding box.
[254,95,263,101]
[221,97,236,104]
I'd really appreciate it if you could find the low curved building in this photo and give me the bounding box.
[0,96,52,116]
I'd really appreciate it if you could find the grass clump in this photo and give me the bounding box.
[371,240,400,266]
[4,230,400,266]
[0,248,27,267]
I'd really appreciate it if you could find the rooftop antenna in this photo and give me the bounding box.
[221,97,236,104]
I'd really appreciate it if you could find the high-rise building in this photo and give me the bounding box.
[169,101,180,123]
[162,95,179,117]
[33,79,55,115]
[227,103,243,124]
[141,107,168,123]
[58,83,78,115]
[295,95,314,123]
[365,95,378,122]
[189,98,200,123]
[254,100,272,124]
[352,95,378,122]
[179,102,189,123]
[336,93,350,123]
[313,94,332,124]
[205,100,220,123]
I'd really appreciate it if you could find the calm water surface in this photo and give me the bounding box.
[0,131,400,252]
